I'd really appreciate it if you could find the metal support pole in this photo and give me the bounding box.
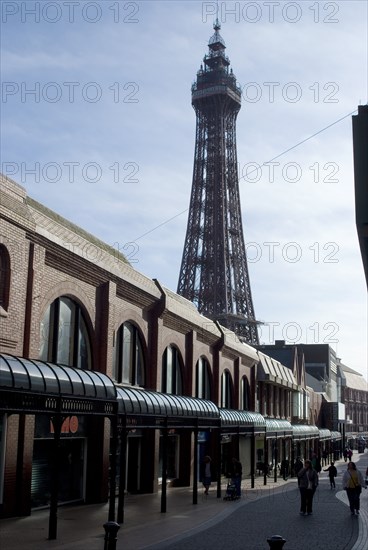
[161,424,168,513]
[291,444,295,477]
[193,428,198,505]
[108,416,118,522]
[274,438,278,483]
[117,425,127,524]
[250,433,255,488]
[48,414,63,540]
[103,521,120,550]
[216,427,222,498]
[263,434,268,486]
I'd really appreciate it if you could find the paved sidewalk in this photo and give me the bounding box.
[0,451,367,550]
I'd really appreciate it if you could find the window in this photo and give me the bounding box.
[220,370,233,408]
[240,376,250,410]
[195,356,211,399]
[114,322,145,386]
[0,245,10,313]
[162,346,183,395]
[40,297,91,369]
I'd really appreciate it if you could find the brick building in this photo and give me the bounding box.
[0,175,341,526]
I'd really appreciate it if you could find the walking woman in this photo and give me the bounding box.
[297,459,319,515]
[342,462,364,516]
[201,455,212,495]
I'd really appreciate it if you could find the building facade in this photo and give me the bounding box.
[0,174,337,529]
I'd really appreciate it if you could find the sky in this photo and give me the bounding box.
[1,0,368,378]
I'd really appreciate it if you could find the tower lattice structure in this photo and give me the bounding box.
[177,21,259,345]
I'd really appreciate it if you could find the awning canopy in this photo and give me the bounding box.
[117,386,220,429]
[257,352,298,390]
[265,418,293,438]
[0,356,328,440]
[292,424,320,440]
[220,409,266,434]
[330,430,342,440]
[318,429,331,440]
[0,354,117,416]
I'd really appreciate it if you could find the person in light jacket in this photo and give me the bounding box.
[297,459,319,516]
[342,462,364,516]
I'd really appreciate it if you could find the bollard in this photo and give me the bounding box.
[267,534,286,549]
[103,521,120,550]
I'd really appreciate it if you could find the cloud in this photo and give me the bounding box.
[1,0,367,377]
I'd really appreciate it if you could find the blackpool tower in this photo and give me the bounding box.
[177,21,259,345]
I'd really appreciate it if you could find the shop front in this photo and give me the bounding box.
[0,354,117,539]
[291,424,320,472]
[116,386,220,520]
[219,409,266,488]
[32,415,86,508]
[264,418,293,482]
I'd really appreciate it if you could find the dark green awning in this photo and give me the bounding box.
[220,409,266,434]
[318,429,331,440]
[292,424,320,440]
[116,386,219,428]
[0,354,116,416]
[265,418,293,437]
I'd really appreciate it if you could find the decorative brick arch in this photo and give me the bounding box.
[0,244,11,312]
[161,332,185,360]
[39,281,95,331]
[220,368,234,408]
[113,308,148,346]
[113,315,148,386]
[38,282,95,367]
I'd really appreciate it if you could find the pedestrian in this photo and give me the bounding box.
[342,461,364,516]
[323,461,337,489]
[230,457,242,497]
[294,456,303,485]
[201,455,212,495]
[297,459,319,516]
[280,459,289,480]
[322,449,328,466]
[347,448,353,462]
[311,453,321,473]
[343,447,348,462]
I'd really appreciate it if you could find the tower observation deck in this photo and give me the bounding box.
[177,21,259,345]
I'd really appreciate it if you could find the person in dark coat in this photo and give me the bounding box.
[324,461,337,488]
[230,458,242,497]
[297,459,319,515]
[294,457,303,484]
[201,455,212,495]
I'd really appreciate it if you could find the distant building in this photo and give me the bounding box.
[352,104,368,289]
[339,360,368,442]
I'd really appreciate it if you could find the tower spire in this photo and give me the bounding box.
[177,26,259,345]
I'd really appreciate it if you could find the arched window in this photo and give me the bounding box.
[195,356,211,400]
[162,345,183,395]
[39,297,92,369]
[114,321,145,386]
[221,370,233,408]
[0,245,11,312]
[240,376,250,410]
